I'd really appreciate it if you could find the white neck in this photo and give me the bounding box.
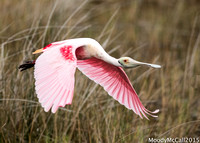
[99,53,122,67]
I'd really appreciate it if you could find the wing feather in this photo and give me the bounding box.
[40,83,61,107]
[34,45,77,113]
[38,79,59,101]
[77,57,159,119]
[51,87,66,113]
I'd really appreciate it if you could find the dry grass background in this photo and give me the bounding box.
[0,0,200,142]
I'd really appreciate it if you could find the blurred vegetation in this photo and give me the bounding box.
[0,0,200,142]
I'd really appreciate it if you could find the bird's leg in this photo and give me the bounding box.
[32,48,43,54]
[19,60,35,71]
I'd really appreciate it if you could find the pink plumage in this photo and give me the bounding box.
[34,44,76,113]
[31,38,160,119]
[77,58,158,119]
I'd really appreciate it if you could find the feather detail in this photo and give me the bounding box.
[77,57,159,119]
[34,45,76,113]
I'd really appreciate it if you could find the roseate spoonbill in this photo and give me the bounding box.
[19,38,161,119]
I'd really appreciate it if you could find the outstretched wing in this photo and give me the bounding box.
[34,45,76,113]
[77,57,159,119]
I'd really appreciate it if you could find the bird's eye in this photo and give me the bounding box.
[124,59,127,63]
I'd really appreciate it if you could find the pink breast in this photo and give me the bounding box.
[75,46,91,60]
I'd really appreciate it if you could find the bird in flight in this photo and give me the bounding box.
[19,38,161,119]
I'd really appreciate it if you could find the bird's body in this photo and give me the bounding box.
[44,38,122,66]
[20,38,161,119]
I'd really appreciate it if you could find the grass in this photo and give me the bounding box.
[0,0,200,142]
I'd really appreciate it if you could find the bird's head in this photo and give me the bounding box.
[118,57,140,68]
[118,57,161,69]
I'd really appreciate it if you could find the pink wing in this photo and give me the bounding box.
[34,45,76,113]
[77,57,159,119]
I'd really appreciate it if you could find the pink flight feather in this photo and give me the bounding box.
[77,57,159,119]
[34,45,76,113]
